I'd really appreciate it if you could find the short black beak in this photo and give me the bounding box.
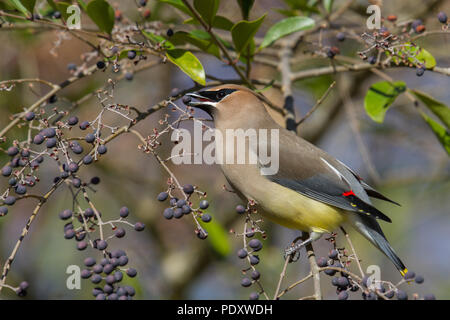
[184,92,216,116]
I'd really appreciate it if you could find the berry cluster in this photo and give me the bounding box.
[157,183,210,240]
[315,235,435,300]
[232,201,267,300]
[59,198,145,300]
[354,12,449,77]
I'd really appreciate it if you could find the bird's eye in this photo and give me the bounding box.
[216,91,225,100]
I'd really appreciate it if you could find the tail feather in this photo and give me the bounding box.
[350,214,407,275]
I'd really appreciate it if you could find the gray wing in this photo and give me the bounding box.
[265,130,392,222]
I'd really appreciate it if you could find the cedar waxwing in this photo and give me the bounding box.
[186,84,408,276]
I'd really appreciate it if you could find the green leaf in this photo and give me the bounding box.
[77,0,88,11]
[159,0,192,16]
[411,89,450,129]
[86,0,115,34]
[55,2,71,21]
[46,0,57,10]
[166,49,206,85]
[170,31,221,58]
[390,42,436,69]
[260,16,315,49]
[231,14,266,54]
[237,0,254,20]
[199,220,231,257]
[21,0,36,13]
[364,81,406,123]
[7,0,31,16]
[184,15,234,30]
[194,0,219,26]
[283,0,320,13]
[323,0,333,13]
[420,112,450,155]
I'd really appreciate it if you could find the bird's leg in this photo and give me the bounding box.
[284,232,323,261]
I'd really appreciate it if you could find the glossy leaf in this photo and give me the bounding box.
[55,2,71,20]
[77,0,88,11]
[364,81,406,123]
[166,49,206,85]
[231,14,266,54]
[159,0,192,16]
[46,0,57,10]
[7,0,30,16]
[184,15,234,30]
[391,42,436,69]
[411,90,450,129]
[21,0,36,13]
[260,16,315,49]
[420,112,450,155]
[86,0,115,34]
[237,0,254,20]
[170,31,221,58]
[194,0,219,26]
[323,0,333,13]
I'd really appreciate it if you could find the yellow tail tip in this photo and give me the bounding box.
[400,268,408,277]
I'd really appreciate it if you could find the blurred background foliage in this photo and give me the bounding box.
[0,0,449,299]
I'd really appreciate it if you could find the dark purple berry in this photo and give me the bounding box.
[438,12,448,24]
[25,112,35,121]
[404,271,415,280]
[248,239,262,251]
[85,133,95,143]
[237,249,248,259]
[249,255,259,265]
[249,292,259,300]
[97,145,107,154]
[68,116,79,125]
[182,205,191,215]
[1,166,12,177]
[338,291,348,300]
[97,240,108,250]
[77,241,87,250]
[163,208,174,219]
[119,206,129,218]
[173,208,183,219]
[251,270,260,280]
[125,72,134,81]
[127,50,137,60]
[241,277,252,287]
[336,32,345,41]
[328,249,339,260]
[79,121,90,130]
[96,61,106,69]
[199,200,209,209]
[201,214,212,222]
[46,138,57,148]
[397,290,408,300]
[415,275,424,284]
[0,206,8,216]
[416,67,425,76]
[4,196,16,206]
[115,228,126,238]
[127,268,137,277]
[166,29,174,37]
[157,192,168,201]
[7,147,19,156]
[83,155,93,165]
[183,184,194,194]
[235,205,246,214]
[134,222,145,231]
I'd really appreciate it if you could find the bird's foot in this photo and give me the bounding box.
[283,237,305,262]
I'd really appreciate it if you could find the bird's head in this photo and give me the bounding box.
[185,84,264,120]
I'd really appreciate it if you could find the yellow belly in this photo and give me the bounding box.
[250,181,346,233]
